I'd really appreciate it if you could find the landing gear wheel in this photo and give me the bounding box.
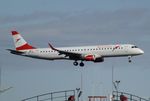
[79,62,84,67]
[73,61,78,66]
[129,60,132,63]
[128,56,132,63]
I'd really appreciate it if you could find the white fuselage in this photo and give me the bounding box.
[9,31,144,66]
[21,44,144,60]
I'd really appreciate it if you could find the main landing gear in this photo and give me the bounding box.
[73,61,84,67]
[128,56,132,63]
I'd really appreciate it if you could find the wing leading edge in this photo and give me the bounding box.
[48,43,82,60]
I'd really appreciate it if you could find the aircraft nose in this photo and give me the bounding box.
[139,49,144,54]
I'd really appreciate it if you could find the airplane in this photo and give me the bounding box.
[7,31,144,67]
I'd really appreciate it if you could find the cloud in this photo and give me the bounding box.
[34,8,149,38]
[0,11,68,28]
[1,8,150,46]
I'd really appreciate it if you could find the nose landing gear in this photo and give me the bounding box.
[128,56,132,63]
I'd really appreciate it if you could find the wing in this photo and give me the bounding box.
[48,43,104,62]
[48,43,82,60]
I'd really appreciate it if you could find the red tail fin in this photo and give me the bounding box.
[11,31,36,50]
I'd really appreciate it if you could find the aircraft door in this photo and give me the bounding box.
[124,45,129,54]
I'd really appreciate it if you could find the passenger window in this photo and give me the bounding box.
[131,46,138,48]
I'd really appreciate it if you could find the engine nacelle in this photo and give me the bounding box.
[84,55,95,61]
[82,54,104,62]
[94,57,104,62]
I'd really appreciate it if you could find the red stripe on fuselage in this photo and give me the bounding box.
[16,43,35,50]
[12,31,19,35]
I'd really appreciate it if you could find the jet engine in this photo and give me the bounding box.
[82,54,104,62]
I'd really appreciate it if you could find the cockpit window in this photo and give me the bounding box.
[131,46,138,48]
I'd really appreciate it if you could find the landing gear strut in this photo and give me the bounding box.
[128,56,132,63]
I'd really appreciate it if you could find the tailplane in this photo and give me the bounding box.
[11,31,35,50]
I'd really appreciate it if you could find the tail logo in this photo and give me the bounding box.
[11,31,36,50]
[113,45,120,51]
[16,38,21,42]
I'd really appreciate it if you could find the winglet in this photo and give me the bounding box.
[48,43,58,51]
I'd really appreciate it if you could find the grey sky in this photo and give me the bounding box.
[0,0,150,101]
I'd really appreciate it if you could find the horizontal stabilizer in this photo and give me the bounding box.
[6,49,24,55]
